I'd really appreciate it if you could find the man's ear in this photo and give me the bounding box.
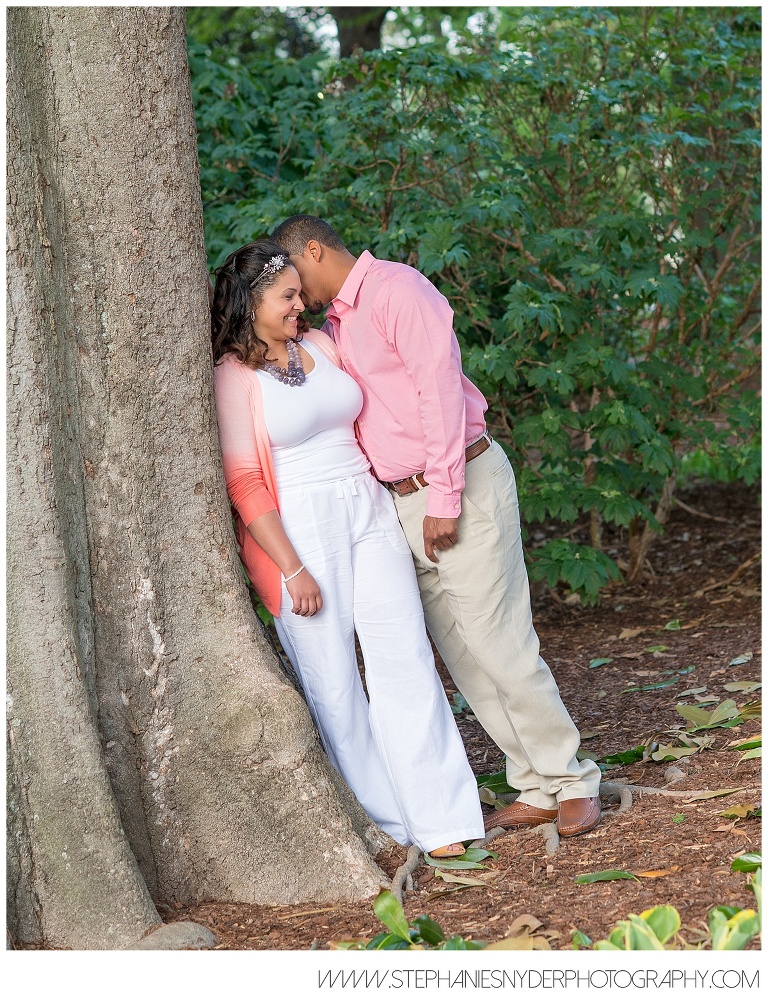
[305,239,323,263]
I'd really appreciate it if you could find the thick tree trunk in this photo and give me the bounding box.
[7,6,386,950]
[330,6,388,55]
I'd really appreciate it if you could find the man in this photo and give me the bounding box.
[271,215,602,838]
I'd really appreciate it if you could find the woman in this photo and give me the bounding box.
[211,238,484,857]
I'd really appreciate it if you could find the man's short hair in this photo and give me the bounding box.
[271,215,347,256]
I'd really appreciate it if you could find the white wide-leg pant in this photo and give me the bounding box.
[274,471,485,850]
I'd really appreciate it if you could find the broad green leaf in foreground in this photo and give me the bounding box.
[709,907,760,950]
[372,889,412,942]
[731,853,762,873]
[411,914,446,946]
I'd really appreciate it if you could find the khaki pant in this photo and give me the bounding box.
[391,440,601,810]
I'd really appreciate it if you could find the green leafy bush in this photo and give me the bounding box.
[191,7,760,602]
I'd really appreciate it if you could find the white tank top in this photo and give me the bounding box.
[257,341,371,491]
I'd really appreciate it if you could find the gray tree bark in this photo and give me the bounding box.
[6,6,386,951]
[330,6,388,55]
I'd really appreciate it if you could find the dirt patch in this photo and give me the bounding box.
[161,480,761,950]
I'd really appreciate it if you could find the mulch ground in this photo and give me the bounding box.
[161,480,761,950]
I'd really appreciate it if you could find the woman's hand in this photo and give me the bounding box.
[285,569,323,617]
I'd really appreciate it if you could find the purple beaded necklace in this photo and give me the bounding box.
[262,338,306,386]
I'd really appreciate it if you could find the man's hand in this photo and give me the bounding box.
[423,516,459,563]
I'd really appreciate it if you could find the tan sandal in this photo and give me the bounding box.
[428,842,466,858]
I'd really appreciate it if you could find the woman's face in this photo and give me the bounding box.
[253,265,304,345]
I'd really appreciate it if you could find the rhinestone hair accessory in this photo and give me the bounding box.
[250,254,288,288]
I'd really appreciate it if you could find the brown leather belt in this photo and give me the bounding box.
[385,434,492,497]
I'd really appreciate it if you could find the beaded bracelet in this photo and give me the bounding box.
[283,564,305,583]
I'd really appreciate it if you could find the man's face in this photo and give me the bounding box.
[289,252,328,316]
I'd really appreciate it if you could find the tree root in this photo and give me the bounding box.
[388,844,422,905]
[536,820,560,855]
[612,784,753,800]
[600,780,634,813]
[470,826,505,849]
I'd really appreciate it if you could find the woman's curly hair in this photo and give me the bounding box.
[211,238,308,368]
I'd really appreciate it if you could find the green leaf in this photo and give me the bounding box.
[728,652,754,666]
[709,908,760,950]
[663,619,682,631]
[438,936,487,950]
[651,744,699,762]
[600,746,645,766]
[372,889,413,943]
[731,853,762,873]
[434,869,489,886]
[365,932,413,950]
[682,788,743,803]
[640,905,681,944]
[458,847,498,863]
[475,770,511,788]
[621,916,668,950]
[675,698,741,729]
[423,849,494,869]
[575,870,638,884]
[411,914,446,946]
[589,657,613,668]
[571,929,593,949]
[593,938,623,951]
[623,676,680,693]
[450,692,472,714]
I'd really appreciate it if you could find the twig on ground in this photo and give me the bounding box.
[673,497,730,523]
[694,551,761,597]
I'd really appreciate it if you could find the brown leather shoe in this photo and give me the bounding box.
[483,801,558,831]
[557,796,601,837]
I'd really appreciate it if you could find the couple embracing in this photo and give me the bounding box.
[210,216,601,859]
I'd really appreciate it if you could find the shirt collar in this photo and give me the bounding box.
[332,250,376,311]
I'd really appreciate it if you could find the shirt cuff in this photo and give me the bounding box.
[426,489,462,519]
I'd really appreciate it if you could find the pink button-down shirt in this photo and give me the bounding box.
[323,251,488,518]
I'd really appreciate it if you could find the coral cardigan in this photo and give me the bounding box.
[213,328,342,616]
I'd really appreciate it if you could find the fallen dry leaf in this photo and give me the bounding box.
[634,866,681,878]
[619,627,647,640]
[717,803,759,818]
